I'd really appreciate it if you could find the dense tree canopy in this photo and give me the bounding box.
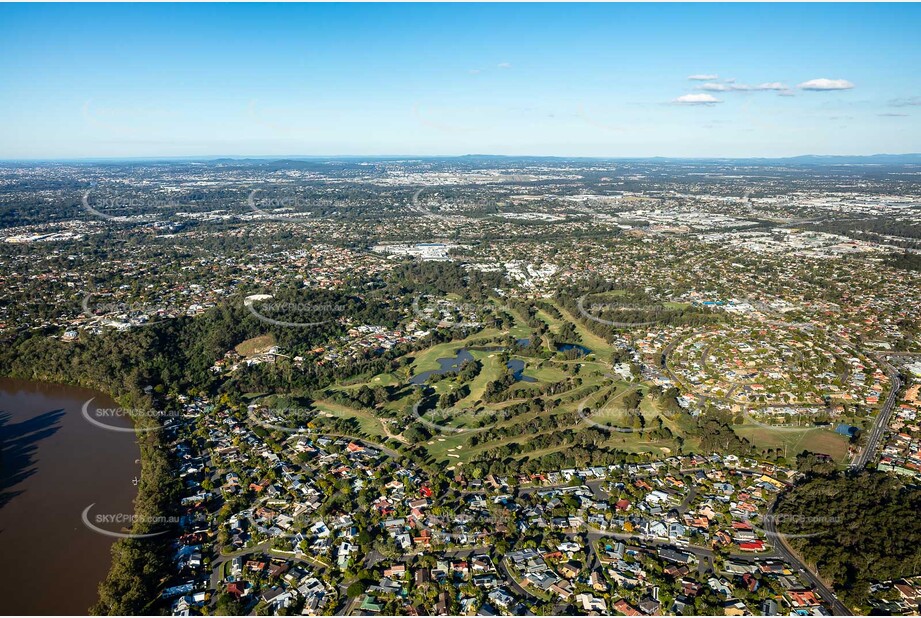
[774,471,921,608]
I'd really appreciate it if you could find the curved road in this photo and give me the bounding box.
[852,369,901,469]
[765,500,852,616]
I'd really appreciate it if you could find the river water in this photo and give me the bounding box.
[0,378,141,615]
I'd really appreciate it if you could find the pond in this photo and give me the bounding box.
[506,359,537,383]
[557,343,593,356]
[409,348,476,385]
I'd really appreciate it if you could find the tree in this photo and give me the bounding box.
[346,581,366,597]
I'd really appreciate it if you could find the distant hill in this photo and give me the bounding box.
[6,153,920,166]
[753,153,921,165]
[224,153,921,166]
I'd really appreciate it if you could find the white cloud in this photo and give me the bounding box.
[688,74,718,81]
[699,81,790,92]
[797,78,855,91]
[890,96,921,107]
[878,112,909,118]
[756,82,789,91]
[673,93,721,105]
[497,62,512,69]
[698,82,734,92]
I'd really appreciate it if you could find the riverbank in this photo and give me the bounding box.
[0,326,199,614]
[0,378,141,614]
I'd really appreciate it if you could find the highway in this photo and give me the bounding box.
[764,501,852,616]
[852,366,902,469]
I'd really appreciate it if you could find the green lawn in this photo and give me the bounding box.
[457,351,507,405]
[235,334,277,357]
[734,425,850,463]
[312,399,395,441]
[409,328,503,373]
[547,299,616,358]
[523,361,568,382]
[504,305,536,339]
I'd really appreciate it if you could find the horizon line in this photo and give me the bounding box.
[2,152,921,164]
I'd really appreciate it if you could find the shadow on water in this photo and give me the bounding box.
[0,409,65,509]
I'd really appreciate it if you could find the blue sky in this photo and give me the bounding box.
[1,3,919,159]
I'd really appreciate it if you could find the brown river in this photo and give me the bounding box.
[0,378,141,615]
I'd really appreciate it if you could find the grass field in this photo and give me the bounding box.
[309,298,849,471]
[457,351,507,405]
[523,362,568,382]
[408,328,503,374]
[235,334,277,357]
[549,299,616,359]
[416,370,692,465]
[734,425,850,463]
[505,304,535,339]
[312,399,402,441]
